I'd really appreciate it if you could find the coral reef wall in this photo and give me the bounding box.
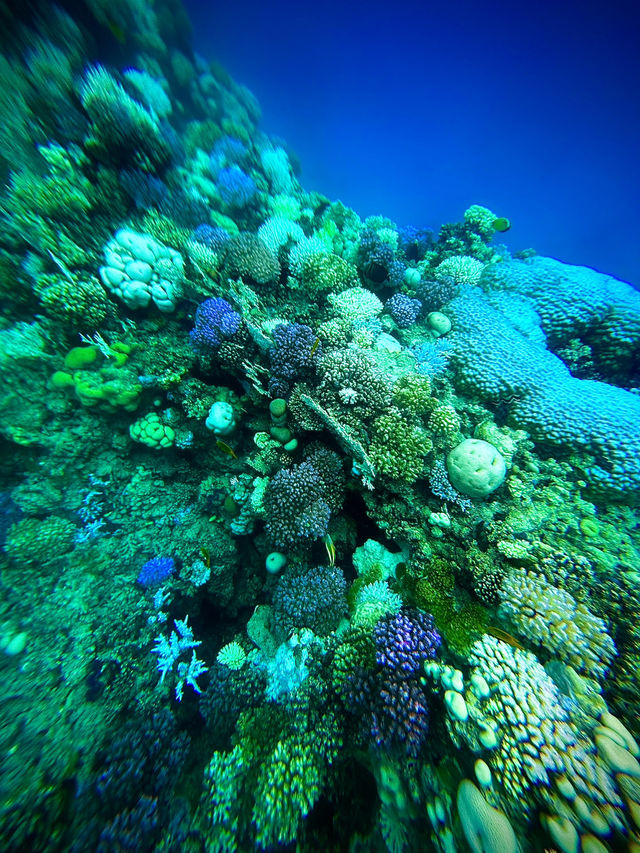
[0,2,639,852]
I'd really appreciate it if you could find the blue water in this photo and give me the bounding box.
[186,0,640,283]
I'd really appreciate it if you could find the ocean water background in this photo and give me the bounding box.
[186,0,640,284]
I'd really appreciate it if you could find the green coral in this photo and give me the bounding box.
[331,628,375,693]
[129,412,176,449]
[1,144,97,260]
[4,517,76,567]
[201,744,248,852]
[79,64,170,171]
[428,403,461,437]
[463,204,499,241]
[252,734,323,847]
[301,253,360,296]
[369,409,432,482]
[392,373,434,417]
[352,580,403,629]
[5,143,94,223]
[441,603,488,656]
[69,367,142,412]
[39,277,111,331]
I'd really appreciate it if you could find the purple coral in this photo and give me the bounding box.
[386,293,422,328]
[374,608,441,677]
[347,608,440,757]
[192,224,230,252]
[372,671,431,757]
[269,322,320,397]
[190,297,241,352]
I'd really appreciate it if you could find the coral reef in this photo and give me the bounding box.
[0,5,638,852]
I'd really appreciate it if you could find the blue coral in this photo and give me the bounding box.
[398,225,434,261]
[137,556,175,587]
[264,462,331,551]
[416,277,459,312]
[209,136,249,175]
[96,708,189,809]
[192,224,231,252]
[413,339,453,378]
[97,795,159,852]
[160,186,210,228]
[273,564,348,637]
[388,259,407,289]
[386,293,422,328]
[448,281,640,496]
[119,168,167,210]
[269,322,320,397]
[357,229,395,283]
[428,458,472,512]
[190,297,241,352]
[216,165,257,207]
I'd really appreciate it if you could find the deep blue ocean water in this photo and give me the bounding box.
[186,0,640,284]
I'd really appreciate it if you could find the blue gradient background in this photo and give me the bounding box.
[185,0,640,284]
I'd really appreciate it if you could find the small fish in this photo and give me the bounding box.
[486,626,525,651]
[200,547,211,569]
[323,533,336,567]
[492,217,511,233]
[310,337,321,357]
[216,440,238,459]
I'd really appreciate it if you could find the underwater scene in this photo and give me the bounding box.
[0,1,639,852]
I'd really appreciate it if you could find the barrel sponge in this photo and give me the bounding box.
[456,780,518,853]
